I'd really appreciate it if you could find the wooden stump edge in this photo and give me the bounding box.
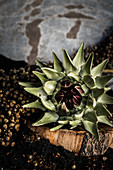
[27,121,113,156]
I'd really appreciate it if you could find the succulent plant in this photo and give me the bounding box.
[20,42,113,140]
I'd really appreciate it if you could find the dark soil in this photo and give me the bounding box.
[1,30,113,169]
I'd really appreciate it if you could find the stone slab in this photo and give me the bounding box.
[0,0,113,64]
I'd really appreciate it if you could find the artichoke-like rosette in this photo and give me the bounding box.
[20,42,113,140]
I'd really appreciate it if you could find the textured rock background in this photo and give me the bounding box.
[0,0,113,64]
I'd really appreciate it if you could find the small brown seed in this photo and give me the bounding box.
[8,132,12,137]
[12,116,15,120]
[0,90,2,93]
[3,124,7,129]
[21,101,25,104]
[16,113,20,119]
[14,108,17,112]
[18,97,23,101]
[27,160,31,163]
[16,119,20,123]
[5,91,10,95]
[6,105,10,109]
[72,164,76,169]
[3,97,6,101]
[2,82,5,87]
[13,69,17,74]
[1,141,5,146]
[4,119,9,123]
[15,91,18,95]
[6,142,10,147]
[9,88,14,92]
[20,93,23,97]
[19,108,23,112]
[103,157,107,161]
[27,113,31,116]
[11,142,15,147]
[12,100,16,104]
[1,104,4,107]
[34,162,38,167]
[0,94,3,97]
[10,102,14,107]
[8,111,12,116]
[12,75,16,79]
[13,94,17,98]
[28,155,33,159]
[15,124,20,131]
[9,123,15,127]
[93,164,96,167]
[32,109,35,113]
[6,136,10,141]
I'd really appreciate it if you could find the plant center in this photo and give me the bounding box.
[55,81,84,110]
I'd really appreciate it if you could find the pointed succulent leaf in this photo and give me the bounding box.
[23,99,46,111]
[95,75,113,89]
[80,52,94,77]
[91,59,108,78]
[62,49,77,73]
[83,109,97,121]
[73,111,84,120]
[94,103,113,126]
[79,97,87,109]
[67,72,80,81]
[104,87,111,92]
[92,88,104,100]
[42,67,65,81]
[60,116,73,121]
[41,98,56,111]
[95,103,112,116]
[36,60,46,68]
[73,42,85,68]
[83,75,95,88]
[58,120,69,124]
[82,109,99,140]
[86,95,94,108]
[69,119,81,129]
[24,87,47,99]
[98,93,113,104]
[19,82,40,87]
[97,116,113,127]
[95,102,112,117]
[82,120,99,140]
[81,84,89,94]
[53,52,63,72]
[33,71,48,84]
[50,124,64,131]
[32,111,59,126]
[43,80,57,95]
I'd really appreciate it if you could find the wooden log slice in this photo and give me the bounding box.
[80,129,113,156]
[27,121,113,156]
